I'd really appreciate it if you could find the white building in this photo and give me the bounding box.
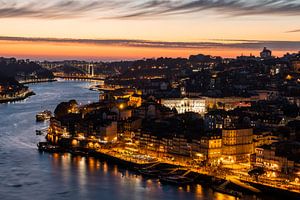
[161,97,206,115]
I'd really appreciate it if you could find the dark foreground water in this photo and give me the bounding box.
[0,80,253,200]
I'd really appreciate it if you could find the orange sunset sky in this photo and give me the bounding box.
[0,0,299,61]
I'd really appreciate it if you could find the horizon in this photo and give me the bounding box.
[0,38,299,62]
[0,0,299,60]
[2,49,299,62]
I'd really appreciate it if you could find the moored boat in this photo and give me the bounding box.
[36,130,43,135]
[37,142,64,153]
[36,110,52,122]
[36,128,48,135]
[159,175,194,185]
[139,169,161,177]
[212,185,243,198]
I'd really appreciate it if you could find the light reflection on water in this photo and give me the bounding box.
[47,152,238,200]
[0,80,256,200]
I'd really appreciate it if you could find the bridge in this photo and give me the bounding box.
[53,64,107,81]
[54,74,106,81]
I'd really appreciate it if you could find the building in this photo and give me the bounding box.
[204,110,226,130]
[192,135,222,165]
[161,96,258,115]
[204,97,255,111]
[252,142,300,176]
[99,121,118,142]
[168,135,191,158]
[161,97,206,115]
[254,146,294,174]
[260,47,272,59]
[253,131,279,148]
[136,132,165,157]
[222,128,254,163]
[292,61,300,73]
[128,94,142,107]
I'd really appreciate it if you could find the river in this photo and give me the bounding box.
[0,80,248,200]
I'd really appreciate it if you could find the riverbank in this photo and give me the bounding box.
[0,89,35,103]
[19,78,57,84]
[0,78,55,103]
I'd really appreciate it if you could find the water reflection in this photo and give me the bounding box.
[48,151,239,200]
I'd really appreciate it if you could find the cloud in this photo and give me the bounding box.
[286,29,300,33]
[0,0,124,19]
[0,36,299,51]
[0,0,299,20]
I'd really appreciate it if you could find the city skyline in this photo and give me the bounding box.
[0,0,299,60]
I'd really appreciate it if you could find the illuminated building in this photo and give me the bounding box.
[161,97,206,115]
[254,146,294,174]
[204,96,255,111]
[128,94,142,107]
[168,135,191,158]
[111,88,136,100]
[222,128,254,163]
[252,142,300,176]
[192,135,222,164]
[99,122,118,142]
[136,132,165,157]
[161,96,256,115]
[253,131,279,147]
[107,88,142,108]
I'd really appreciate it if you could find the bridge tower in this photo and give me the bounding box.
[88,64,94,77]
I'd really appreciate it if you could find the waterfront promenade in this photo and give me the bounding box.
[101,147,300,195]
[43,139,300,198]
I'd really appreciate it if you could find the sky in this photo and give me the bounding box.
[0,0,299,61]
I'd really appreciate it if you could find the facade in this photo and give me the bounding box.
[161,96,258,115]
[168,135,191,157]
[136,132,165,157]
[254,146,294,174]
[253,131,279,148]
[128,94,142,107]
[161,97,206,115]
[99,122,118,142]
[204,112,224,130]
[204,97,255,111]
[135,132,192,161]
[222,128,254,163]
[192,135,222,164]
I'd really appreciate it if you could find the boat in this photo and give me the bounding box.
[159,175,194,185]
[36,128,48,135]
[36,130,43,135]
[36,110,52,122]
[139,169,162,177]
[70,150,89,157]
[37,142,64,153]
[212,184,243,198]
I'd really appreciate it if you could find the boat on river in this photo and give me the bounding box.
[159,175,194,185]
[36,110,52,122]
[139,169,162,177]
[37,142,64,153]
[212,181,243,198]
[36,128,48,135]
